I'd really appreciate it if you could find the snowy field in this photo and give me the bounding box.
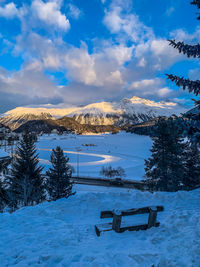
[37,132,152,180]
[0,187,199,266]
[1,132,199,266]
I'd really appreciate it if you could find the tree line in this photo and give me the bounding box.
[0,133,75,212]
[145,117,200,191]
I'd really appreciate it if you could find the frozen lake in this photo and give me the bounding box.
[37,132,152,180]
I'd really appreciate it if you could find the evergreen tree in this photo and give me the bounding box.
[6,133,45,208]
[46,146,74,201]
[183,142,200,189]
[145,117,186,191]
[166,1,200,143]
[0,180,4,212]
[0,179,8,212]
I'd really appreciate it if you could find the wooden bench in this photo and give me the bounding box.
[95,206,164,236]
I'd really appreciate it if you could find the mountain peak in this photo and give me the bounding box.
[0,96,188,130]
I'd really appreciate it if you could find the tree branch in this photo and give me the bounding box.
[168,40,200,58]
[166,74,200,95]
[191,0,200,19]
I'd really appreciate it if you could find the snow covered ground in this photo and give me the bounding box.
[37,132,152,180]
[0,133,199,266]
[0,187,199,266]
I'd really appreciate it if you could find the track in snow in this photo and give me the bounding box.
[38,148,121,166]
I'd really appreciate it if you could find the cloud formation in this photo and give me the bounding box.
[31,0,70,31]
[68,3,82,19]
[103,4,154,43]
[0,2,19,18]
[0,0,198,112]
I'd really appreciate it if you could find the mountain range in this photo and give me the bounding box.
[0,96,187,133]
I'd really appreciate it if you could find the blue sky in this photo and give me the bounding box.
[0,0,200,112]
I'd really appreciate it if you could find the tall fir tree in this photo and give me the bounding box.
[0,180,4,212]
[0,179,8,212]
[46,146,74,201]
[183,142,200,189]
[166,1,200,143]
[145,117,186,191]
[6,133,45,208]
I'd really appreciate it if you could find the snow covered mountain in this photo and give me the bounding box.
[0,112,53,131]
[0,96,187,130]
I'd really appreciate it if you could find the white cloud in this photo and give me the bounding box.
[158,87,171,97]
[131,79,159,89]
[43,54,61,69]
[105,44,134,65]
[106,70,123,85]
[134,38,183,73]
[64,45,98,86]
[137,57,146,67]
[129,78,173,98]
[31,0,70,31]
[68,3,81,19]
[103,4,154,42]
[14,32,64,70]
[0,0,194,111]
[102,0,184,81]
[12,30,183,102]
[0,63,62,114]
[104,6,122,33]
[170,27,200,42]
[0,2,19,18]
[150,39,183,70]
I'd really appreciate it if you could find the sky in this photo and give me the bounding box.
[0,0,200,113]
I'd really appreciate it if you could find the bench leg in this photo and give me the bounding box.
[112,213,122,233]
[95,225,101,236]
[148,209,157,228]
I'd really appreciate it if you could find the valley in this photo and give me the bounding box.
[36,132,152,180]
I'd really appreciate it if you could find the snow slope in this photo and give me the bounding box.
[1,96,187,127]
[0,188,199,266]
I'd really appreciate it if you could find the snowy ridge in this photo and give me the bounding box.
[0,96,187,128]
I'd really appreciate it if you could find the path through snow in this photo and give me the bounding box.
[38,148,121,166]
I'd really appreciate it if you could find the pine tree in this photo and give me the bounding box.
[6,133,45,208]
[183,142,200,189]
[0,180,4,212]
[166,1,200,143]
[0,179,7,212]
[46,146,74,201]
[145,117,186,191]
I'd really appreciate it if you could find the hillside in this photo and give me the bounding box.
[14,119,66,134]
[0,113,53,131]
[14,117,120,134]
